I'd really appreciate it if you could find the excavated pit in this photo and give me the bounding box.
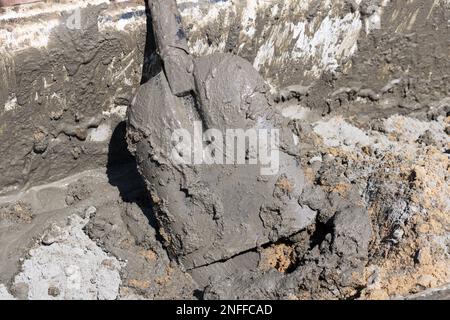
[0,0,449,300]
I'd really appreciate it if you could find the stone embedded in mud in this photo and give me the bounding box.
[127,53,316,269]
[32,127,49,154]
[47,286,60,297]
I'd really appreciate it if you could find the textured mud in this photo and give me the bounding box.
[0,0,449,300]
[1,99,447,300]
[126,0,320,272]
[127,53,317,270]
[1,0,448,195]
[0,165,196,300]
[0,2,147,195]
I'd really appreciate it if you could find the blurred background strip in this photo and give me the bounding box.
[0,0,41,7]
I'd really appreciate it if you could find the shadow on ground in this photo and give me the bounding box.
[106,121,158,229]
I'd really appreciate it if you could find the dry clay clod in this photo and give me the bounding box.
[126,0,316,270]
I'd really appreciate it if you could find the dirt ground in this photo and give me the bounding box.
[0,97,448,299]
[0,0,449,300]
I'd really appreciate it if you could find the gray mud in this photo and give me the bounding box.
[126,0,319,273]
[0,3,145,195]
[0,0,449,300]
[124,0,448,299]
[127,52,316,271]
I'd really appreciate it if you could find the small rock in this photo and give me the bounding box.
[65,195,75,206]
[42,223,66,245]
[322,153,335,162]
[50,109,63,121]
[391,228,404,243]
[33,128,49,154]
[308,155,322,164]
[48,286,60,297]
[416,130,437,146]
[71,146,82,160]
[101,259,117,271]
[84,206,97,219]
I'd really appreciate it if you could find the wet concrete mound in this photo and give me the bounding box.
[0,0,448,300]
[126,0,315,271]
